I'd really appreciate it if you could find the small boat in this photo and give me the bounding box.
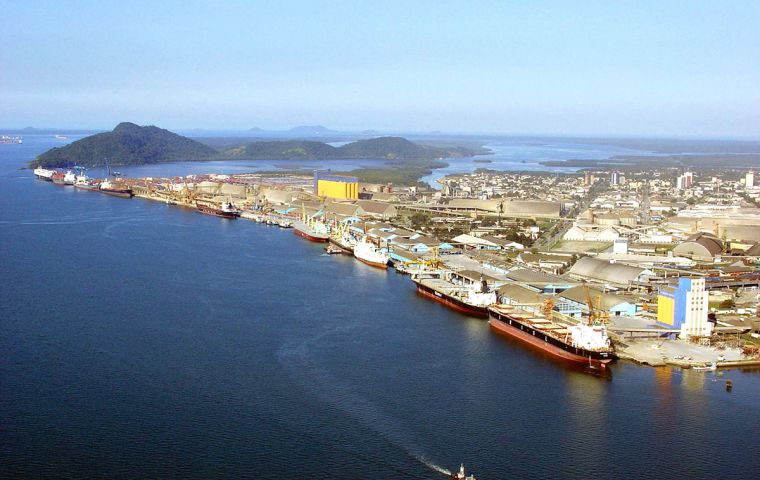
[196,200,240,218]
[693,362,717,371]
[324,244,344,254]
[451,464,477,480]
[278,220,293,228]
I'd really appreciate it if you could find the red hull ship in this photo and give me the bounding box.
[293,220,329,242]
[488,305,614,368]
[415,283,489,318]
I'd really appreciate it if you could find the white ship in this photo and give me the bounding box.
[353,236,390,269]
[63,170,77,185]
[33,167,55,181]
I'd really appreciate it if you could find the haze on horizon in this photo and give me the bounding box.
[1,0,758,138]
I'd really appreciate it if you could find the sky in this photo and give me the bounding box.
[1,0,759,137]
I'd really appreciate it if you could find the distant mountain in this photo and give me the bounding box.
[227,136,476,160]
[287,125,337,136]
[29,122,217,168]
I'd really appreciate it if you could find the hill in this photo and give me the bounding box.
[29,122,218,168]
[228,136,476,160]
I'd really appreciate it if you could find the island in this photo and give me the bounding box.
[29,122,480,169]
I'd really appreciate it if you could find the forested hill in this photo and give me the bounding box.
[30,123,479,168]
[29,122,218,168]
[230,136,476,160]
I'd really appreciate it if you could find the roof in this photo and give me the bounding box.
[356,200,395,215]
[672,232,723,259]
[453,270,501,283]
[558,286,634,310]
[497,284,544,304]
[746,242,760,256]
[568,257,650,285]
[325,202,361,216]
[505,268,572,286]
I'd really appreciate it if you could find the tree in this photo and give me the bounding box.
[719,298,736,309]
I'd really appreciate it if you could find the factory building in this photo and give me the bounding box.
[313,171,359,200]
[657,278,713,338]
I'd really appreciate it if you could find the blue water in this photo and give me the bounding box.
[1,136,759,479]
[420,140,653,187]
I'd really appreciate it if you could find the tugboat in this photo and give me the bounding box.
[196,200,240,218]
[324,244,344,254]
[450,464,477,480]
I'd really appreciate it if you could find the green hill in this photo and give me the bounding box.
[228,136,475,160]
[29,122,218,168]
[31,124,478,168]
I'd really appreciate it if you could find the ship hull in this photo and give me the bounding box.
[294,228,328,242]
[355,254,388,269]
[100,189,134,198]
[415,282,489,318]
[196,205,239,218]
[74,183,100,191]
[488,311,613,368]
[35,174,53,181]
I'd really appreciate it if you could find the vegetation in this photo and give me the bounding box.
[30,124,477,172]
[30,122,217,168]
[229,136,475,161]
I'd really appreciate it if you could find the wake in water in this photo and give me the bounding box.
[277,323,453,477]
[417,455,451,476]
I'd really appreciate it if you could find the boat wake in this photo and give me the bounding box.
[277,325,446,475]
[417,455,451,476]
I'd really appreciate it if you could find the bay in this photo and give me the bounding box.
[1,136,758,479]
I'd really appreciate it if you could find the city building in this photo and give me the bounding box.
[657,278,713,338]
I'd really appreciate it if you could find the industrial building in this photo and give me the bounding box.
[313,171,359,200]
[657,277,714,338]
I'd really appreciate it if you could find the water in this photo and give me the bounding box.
[2,136,759,479]
[420,140,654,187]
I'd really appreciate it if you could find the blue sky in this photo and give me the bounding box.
[1,0,758,137]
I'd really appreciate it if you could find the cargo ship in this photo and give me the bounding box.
[98,179,134,198]
[488,304,614,368]
[33,167,55,181]
[412,272,497,318]
[196,200,240,218]
[353,236,390,268]
[63,170,77,185]
[51,171,66,185]
[328,224,357,254]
